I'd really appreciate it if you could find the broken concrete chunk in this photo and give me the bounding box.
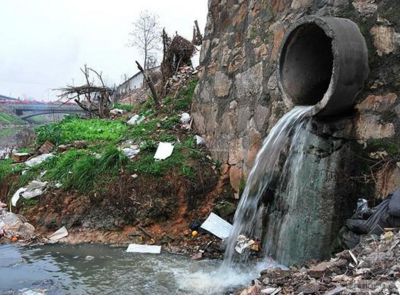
[200,212,233,239]
[25,153,54,167]
[127,114,145,125]
[126,243,161,254]
[11,152,30,163]
[154,142,174,160]
[38,141,55,154]
[48,226,68,242]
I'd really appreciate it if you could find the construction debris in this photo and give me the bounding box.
[11,152,30,163]
[240,229,400,295]
[0,210,36,241]
[38,141,55,154]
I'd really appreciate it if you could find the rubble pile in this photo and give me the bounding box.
[164,66,197,97]
[241,230,400,295]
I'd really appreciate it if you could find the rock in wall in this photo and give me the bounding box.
[192,0,400,201]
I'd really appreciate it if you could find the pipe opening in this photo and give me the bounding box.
[280,23,333,106]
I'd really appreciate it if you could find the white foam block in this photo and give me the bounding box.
[200,212,233,239]
[126,244,161,254]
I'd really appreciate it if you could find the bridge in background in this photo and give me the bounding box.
[4,103,85,120]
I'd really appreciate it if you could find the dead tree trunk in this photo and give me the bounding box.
[135,60,160,109]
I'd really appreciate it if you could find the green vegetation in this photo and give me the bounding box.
[113,103,134,112]
[3,78,205,195]
[42,147,128,193]
[367,138,400,157]
[0,159,13,184]
[36,116,128,145]
[0,111,25,125]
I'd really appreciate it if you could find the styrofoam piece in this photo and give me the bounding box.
[200,212,233,239]
[154,142,174,160]
[126,244,161,254]
[48,226,68,242]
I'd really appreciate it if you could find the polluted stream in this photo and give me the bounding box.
[0,244,280,295]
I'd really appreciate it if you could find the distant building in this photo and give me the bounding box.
[0,94,18,102]
[114,66,161,103]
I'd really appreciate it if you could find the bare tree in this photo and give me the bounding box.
[57,65,113,118]
[129,10,162,70]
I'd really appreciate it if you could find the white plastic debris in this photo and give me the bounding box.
[11,187,27,207]
[235,234,255,254]
[180,112,191,124]
[110,108,125,115]
[122,146,140,159]
[21,180,47,200]
[195,135,205,146]
[154,142,174,160]
[127,114,145,125]
[25,153,54,167]
[48,226,68,242]
[200,212,233,240]
[126,244,161,254]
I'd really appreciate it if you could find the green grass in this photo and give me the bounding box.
[0,112,25,125]
[113,103,134,112]
[43,147,128,193]
[163,79,197,112]
[36,116,128,145]
[0,159,13,184]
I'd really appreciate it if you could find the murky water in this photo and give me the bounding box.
[0,244,269,295]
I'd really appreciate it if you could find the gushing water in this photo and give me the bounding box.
[223,106,313,267]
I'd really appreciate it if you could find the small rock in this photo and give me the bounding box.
[297,282,320,294]
[180,112,191,124]
[260,287,278,295]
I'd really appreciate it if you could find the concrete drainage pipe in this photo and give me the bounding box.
[278,16,369,117]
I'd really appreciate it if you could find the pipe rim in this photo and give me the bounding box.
[277,16,341,117]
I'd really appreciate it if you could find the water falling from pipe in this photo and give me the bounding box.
[222,106,313,268]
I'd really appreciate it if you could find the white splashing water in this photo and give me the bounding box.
[177,106,312,294]
[223,106,313,267]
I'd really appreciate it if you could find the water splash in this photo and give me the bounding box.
[222,106,313,267]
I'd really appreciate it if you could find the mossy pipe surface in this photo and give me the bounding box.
[278,16,369,117]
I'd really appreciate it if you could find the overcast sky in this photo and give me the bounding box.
[0,0,208,101]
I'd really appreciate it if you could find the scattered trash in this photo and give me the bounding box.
[195,135,205,146]
[85,255,95,261]
[25,153,54,167]
[154,142,174,160]
[11,152,30,163]
[235,235,256,254]
[191,230,198,238]
[110,108,126,116]
[191,251,203,260]
[121,145,140,159]
[48,226,68,243]
[11,187,27,207]
[127,114,145,125]
[126,243,161,254]
[131,174,138,179]
[180,112,191,124]
[200,212,233,240]
[55,182,63,189]
[11,181,47,206]
[38,141,55,154]
[21,180,47,200]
